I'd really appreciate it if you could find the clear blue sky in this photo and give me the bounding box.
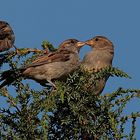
[0,0,140,138]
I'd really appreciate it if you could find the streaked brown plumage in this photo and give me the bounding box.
[81,36,114,95]
[0,21,15,52]
[0,39,85,88]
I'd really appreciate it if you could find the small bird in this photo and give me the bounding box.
[81,36,114,95]
[0,39,85,88]
[0,21,16,52]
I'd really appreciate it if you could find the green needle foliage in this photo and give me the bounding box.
[0,43,140,140]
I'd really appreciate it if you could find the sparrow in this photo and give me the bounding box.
[0,21,16,52]
[0,39,85,88]
[81,36,114,95]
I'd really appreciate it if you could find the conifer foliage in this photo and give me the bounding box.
[0,42,140,140]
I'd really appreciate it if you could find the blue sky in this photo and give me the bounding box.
[0,0,140,138]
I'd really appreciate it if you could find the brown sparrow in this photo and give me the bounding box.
[0,21,16,52]
[81,36,114,95]
[0,39,85,88]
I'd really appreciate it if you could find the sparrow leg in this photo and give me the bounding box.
[47,80,57,89]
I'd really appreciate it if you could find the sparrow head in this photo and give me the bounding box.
[85,36,113,50]
[0,21,12,33]
[58,39,85,52]
[0,20,15,43]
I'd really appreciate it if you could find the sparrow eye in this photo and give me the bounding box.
[95,38,99,41]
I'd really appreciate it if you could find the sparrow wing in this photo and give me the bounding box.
[25,50,72,68]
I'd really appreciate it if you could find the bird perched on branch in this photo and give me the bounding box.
[0,21,16,52]
[0,39,85,88]
[81,36,114,95]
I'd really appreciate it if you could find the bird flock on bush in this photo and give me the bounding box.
[0,20,114,95]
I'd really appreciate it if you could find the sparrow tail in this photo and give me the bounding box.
[0,69,24,88]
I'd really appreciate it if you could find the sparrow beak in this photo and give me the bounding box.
[76,42,85,48]
[85,40,95,47]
